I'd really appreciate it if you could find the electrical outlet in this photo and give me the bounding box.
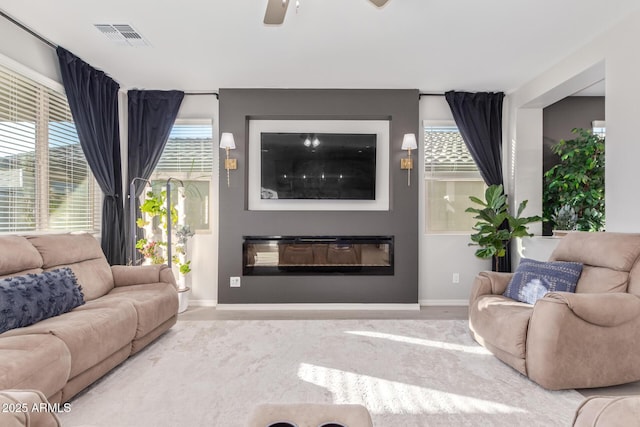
[452,273,460,284]
[230,276,241,287]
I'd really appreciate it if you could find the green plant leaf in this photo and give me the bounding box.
[475,247,496,259]
[468,196,486,207]
[543,128,604,232]
[466,184,541,265]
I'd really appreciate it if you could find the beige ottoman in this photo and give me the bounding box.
[0,390,61,427]
[248,403,373,427]
[573,395,640,426]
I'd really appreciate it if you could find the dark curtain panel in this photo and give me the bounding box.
[56,47,126,265]
[125,90,184,263]
[444,91,505,185]
[445,91,510,272]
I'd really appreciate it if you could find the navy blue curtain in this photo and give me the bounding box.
[445,91,510,272]
[445,91,505,186]
[56,47,126,265]
[125,90,184,263]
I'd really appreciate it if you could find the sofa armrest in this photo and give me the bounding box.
[539,292,640,327]
[469,271,513,303]
[111,264,177,289]
[526,292,640,389]
[0,389,61,427]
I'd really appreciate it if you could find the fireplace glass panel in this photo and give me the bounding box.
[243,236,393,275]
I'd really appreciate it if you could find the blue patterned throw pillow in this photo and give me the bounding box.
[503,258,583,304]
[0,268,85,334]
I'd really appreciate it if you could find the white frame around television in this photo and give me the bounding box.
[248,119,390,211]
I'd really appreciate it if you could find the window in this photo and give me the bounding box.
[592,120,606,138]
[149,121,213,230]
[424,122,485,233]
[0,63,100,233]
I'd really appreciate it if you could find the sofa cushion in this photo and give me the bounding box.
[28,234,114,301]
[576,266,629,293]
[27,233,104,268]
[550,231,640,271]
[0,268,85,334]
[504,258,583,304]
[105,282,178,339]
[0,235,43,277]
[0,335,71,398]
[469,294,533,360]
[1,300,137,378]
[45,259,114,302]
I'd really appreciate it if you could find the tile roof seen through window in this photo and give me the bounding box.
[424,127,477,172]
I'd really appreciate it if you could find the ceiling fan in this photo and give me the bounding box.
[264,0,390,25]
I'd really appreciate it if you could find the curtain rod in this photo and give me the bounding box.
[0,10,222,99]
[418,93,445,99]
[184,92,219,99]
[0,10,58,49]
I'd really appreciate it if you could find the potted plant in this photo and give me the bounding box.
[551,204,578,236]
[466,184,541,272]
[173,224,195,281]
[543,128,605,232]
[136,189,193,312]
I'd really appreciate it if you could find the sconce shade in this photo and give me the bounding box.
[401,133,418,150]
[220,132,236,149]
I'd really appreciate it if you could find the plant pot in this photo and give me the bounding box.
[178,287,191,313]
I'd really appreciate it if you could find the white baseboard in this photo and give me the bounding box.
[419,299,469,306]
[215,303,420,311]
[190,300,466,308]
[189,299,218,307]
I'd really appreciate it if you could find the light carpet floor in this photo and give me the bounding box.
[59,320,583,427]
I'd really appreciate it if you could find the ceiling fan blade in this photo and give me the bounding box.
[369,0,389,7]
[264,0,290,25]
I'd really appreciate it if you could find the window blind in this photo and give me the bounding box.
[155,123,213,174]
[150,122,213,230]
[0,63,100,233]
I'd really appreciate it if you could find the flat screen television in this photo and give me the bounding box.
[260,132,376,200]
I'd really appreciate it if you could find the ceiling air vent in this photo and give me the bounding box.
[94,24,149,47]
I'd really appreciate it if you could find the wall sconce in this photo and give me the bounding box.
[401,133,418,186]
[219,132,237,187]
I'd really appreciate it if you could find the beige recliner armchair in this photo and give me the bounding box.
[468,232,640,390]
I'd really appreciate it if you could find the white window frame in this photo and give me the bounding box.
[423,120,485,235]
[592,120,606,138]
[149,119,214,233]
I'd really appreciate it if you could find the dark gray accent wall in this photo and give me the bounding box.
[543,96,605,173]
[218,89,419,304]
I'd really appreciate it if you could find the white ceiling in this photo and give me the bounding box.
[0,0,638,93]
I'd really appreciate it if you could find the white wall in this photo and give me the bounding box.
[509,9,640,233]
[418,96,491,305]
[0,18,59,83]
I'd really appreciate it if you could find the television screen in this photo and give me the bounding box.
[260,133,376,200]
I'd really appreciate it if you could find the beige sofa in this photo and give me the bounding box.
[573,395,640,426]
[0,390,61,427]
[469,232,640,390]
[0,233,178,404]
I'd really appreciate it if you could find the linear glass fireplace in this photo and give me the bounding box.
[243,235,394,276]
